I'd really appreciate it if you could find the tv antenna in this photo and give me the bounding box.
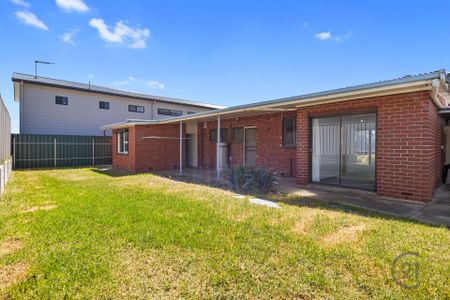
[34,60,55,78]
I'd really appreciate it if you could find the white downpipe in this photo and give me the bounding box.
[216,116,221,180]
[179,121,183,175]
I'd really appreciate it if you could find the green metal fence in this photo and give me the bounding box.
[12,134,112,169]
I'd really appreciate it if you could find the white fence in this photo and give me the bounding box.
[0,94,12,195]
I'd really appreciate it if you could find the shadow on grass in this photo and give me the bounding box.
[91,167,133,178]
[267,194,447,229]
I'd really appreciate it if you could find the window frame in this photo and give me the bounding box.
[117,131,129,154]
[209,128,229,143]
[209,129,217,143]
[283,117,296,147]
[157,108,183,116]
[55,96,68,105]
[128,105,145,113]
[232,127,244,143]
[99,101,110,110]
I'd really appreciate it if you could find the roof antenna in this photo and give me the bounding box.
[34,60,55,78]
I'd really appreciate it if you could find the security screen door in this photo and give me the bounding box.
[311,113,376,190]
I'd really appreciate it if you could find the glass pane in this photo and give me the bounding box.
[341,114,376,190]
[245,128,257,167]
[284,118,295,146]
[118,133,124,153]
[312,117,340,185]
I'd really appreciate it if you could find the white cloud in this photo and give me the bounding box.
[10,0,30,7]
[112,79,129,86]
[314,31,351,42]
[147,81,165,90]
[315,31,331,41]
[15,11,48,30]
[60,29,79,44]
[89,18,150,49]
[55,0,89,12]
[113,76,164,90]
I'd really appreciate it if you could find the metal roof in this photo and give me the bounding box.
[11,72,225,109]
[99,69,448,129]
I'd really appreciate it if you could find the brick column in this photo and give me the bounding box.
[296,109,310,185]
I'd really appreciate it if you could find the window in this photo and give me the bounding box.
[99,101,110,110]
[283,117,296,147]
[209,128,229,143]
[128,105,145,113]
[55,96,68,105]
[232,127,243,143]
[209,129,217,143]
[117,131,129,154]
[157,108,182,116]
[187,111,196,115]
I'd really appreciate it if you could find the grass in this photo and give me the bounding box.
[0,168,449,299]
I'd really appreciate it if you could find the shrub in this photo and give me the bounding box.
[226,165,278,193]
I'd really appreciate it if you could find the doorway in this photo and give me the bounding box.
[311,113,376,190]
[244,128,256,167]
[185,133,195,167]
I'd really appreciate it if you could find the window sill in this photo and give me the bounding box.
[283,145,296,149]
[117,152,128,156]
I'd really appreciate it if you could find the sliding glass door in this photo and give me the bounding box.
[312,113,376,190]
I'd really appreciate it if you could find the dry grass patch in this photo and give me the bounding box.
[0,262,28,290]
[0,239,22,258]
[111,248,214,299]
[321,224,367,247]
[291,210,320,235]
[20,204,58,213]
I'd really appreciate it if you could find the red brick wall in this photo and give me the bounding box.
[111,91,445,202]
[296,91,445,202]
[112,126,136,172]
[199,112,297,177]
[112,124,185,173]
[134,124,185,173]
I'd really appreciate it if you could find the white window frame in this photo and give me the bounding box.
[117,131,129,154]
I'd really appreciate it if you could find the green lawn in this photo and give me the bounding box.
[0,168,449,299]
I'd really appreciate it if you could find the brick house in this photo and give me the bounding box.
[103,70,450,202]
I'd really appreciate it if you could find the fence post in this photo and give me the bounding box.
[92,138,95,166]
[54,138,57,167]
[13,137,16,169]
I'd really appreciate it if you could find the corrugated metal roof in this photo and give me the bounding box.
[160,69,447,121]
[11,72,225,109]
[98,69,448,129]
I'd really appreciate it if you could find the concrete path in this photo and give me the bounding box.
[411,184,450,226]
[277,178,450,227]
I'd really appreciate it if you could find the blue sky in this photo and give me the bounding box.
[1,0,449,133]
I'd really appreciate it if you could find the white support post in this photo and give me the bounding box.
[54,138,57,167]
[179,121,183,175]
[92,138,95,166]
[216,116,221,180]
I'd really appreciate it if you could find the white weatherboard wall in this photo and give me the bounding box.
[20,84,213,136]
[0,94,12,195]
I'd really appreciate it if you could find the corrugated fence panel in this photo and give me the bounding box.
[11,134,112,169]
